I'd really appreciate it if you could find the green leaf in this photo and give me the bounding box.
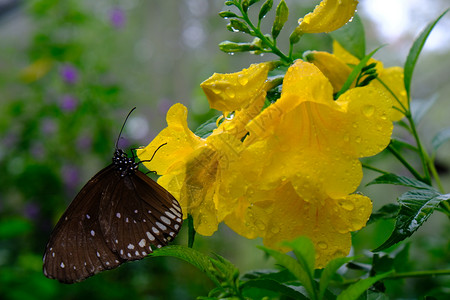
[373,189,447,251]
[337,271,393,300]
[410,94,439,124]
[432,127,450,153]
[218,11,239,19]
[228,19,252,34]
[271,0,289,39]
[258,245,317,300]
[241,269,295,282]
[150,245,221,286]
[366,173,434,190]
[392,243,410,272]
[335,46,383,99]
[0,218,32,239]
[219,41,261,53]
[319,256,353,300]
[329,14,366,59]
[404,9,449,99]
[282,237,315,276]
[258,0,273,21]
[242,0,250,13]
[368,203,400,224]
[241,279,309,299]
[194,115,219,138]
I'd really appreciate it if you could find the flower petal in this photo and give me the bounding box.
[136,103,205,174]
[298,0,359,34]
[200,62,273,112]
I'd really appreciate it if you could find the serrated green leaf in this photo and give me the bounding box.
[335,46,383,99]
[150,245,220,286]
[258,0,273,20]
[368,203,400,225]
[271,0,289,39]
[432,127,450,153]
[410,94,439,124]
[229,19,252,34]
[218,11,239,19]
[337,271,393,300]
[404,9,449,99]
[194,115,219,138]
[210,252,239,281]
[241,279,309,299]
[258,245,317,299]
[373,189,446,251]
[366,173,434,190]
[329,14,366,59]
[319,256,353,300]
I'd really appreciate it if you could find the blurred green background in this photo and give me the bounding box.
[0,0,449,299]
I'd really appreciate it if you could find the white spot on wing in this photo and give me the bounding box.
[127,244,135,250]
[96,251,100,257]
[60,262,65,268]
[165,211,176,219]
[120,249,124,255]
[52,252,55,257]
[146,231,155,241]
[142,251,147,256]
[125,217,129,223]
[127,253,132,258]
[115,239,118,244]
[116,212,121,218]
[135,250,139,256]
[169,232,175,237]
[169,207,182,218]
[156,222,167,231]
[152,227,159,234]
[86,214,91,219]
[134,209,138,213]
[174,224,180,230]
[90,230,95,236]
[161,216,171,225]
[139,239,146,247]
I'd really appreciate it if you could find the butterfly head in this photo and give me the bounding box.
[113,149,138,177]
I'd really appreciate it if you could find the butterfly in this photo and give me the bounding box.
[43,108,183,284]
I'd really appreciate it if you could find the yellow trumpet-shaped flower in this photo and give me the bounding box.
[222,60,393,267]
[137,63,272,235]
[298,0,359,34]
[333,41,408,121]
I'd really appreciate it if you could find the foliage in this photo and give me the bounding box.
[1,0,449,299]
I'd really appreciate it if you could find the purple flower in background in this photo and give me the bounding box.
[110,7,126,29]
[60,95,78,112]
[60,64,78,84]
[24,202,40,220]
[62,165,80,190]
[41,118,57,135]
[76,135,92,151]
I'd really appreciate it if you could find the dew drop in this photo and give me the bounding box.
[237,74,249,86]
[317,241,328,250]
[339,200,355,211]
[362,105,374,117]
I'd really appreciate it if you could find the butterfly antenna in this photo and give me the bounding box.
[138,143,167,164]
[115,107,136,150]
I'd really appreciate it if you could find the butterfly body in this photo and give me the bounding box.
[43,147,182,284]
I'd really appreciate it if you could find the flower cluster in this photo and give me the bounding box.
[137,0,404,267]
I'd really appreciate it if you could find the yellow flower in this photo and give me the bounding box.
[200,62,274,112]
[223,60,393,267]
[298,0,359,34]
[225,182,372,268]
[333,41,408,121]
[137,63,272,235]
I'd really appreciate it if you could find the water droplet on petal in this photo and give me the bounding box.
[237,74,249,86]
[362,105,375,117]
[317,241,328,249]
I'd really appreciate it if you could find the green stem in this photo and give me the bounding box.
[362,163,389,175]
[238,5,292,63]
[387,143,424,182]
[187,214,196,248]
[405,112,432,185]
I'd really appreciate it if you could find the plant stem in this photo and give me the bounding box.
[387,143,424,182]
[238,5,292,63]
[362,163,389,175]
